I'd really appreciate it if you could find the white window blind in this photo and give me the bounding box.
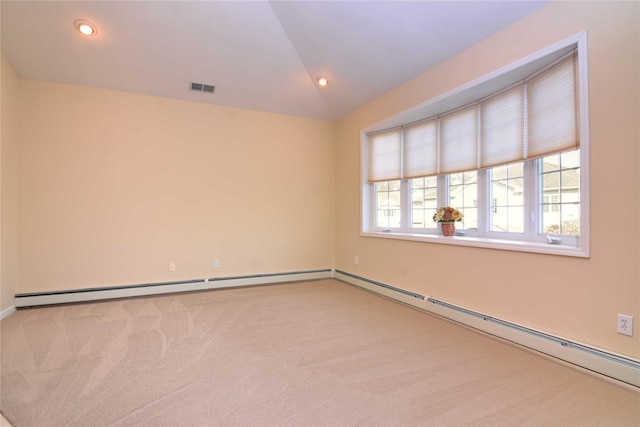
[403,119,438,178]
[367,49,578,181]
[440,105,478,174]
[480,85,525,168]
[368,129,402,182]
[527,53,579,159]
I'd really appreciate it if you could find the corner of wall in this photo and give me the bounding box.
[1,52,19,313]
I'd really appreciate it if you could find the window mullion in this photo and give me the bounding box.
[477,169,489,235]
[524,160,537,241]
[438,175,448,207]
[401,179,410,232]
[368,183,375,231]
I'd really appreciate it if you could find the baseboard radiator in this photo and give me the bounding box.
[1,305,16,320]
[14,269,333,308]
[334,270,640,388]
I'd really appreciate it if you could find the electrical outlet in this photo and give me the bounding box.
[354,256,359,266]
[168,262,175,272]
[213,259,220,269]
[617,314,633,336]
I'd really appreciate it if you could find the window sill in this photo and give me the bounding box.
[361,231,588,258]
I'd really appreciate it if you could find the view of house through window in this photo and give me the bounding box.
[375,148,580,237]
[541,150,580,236]
[375,180,401,229]
[490,163,524,233]
[449,171,479,232]
[411,177,438,229]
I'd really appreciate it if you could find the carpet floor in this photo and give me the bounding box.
[1,279,639,426]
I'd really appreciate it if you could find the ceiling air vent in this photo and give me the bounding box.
[190,82,215,94]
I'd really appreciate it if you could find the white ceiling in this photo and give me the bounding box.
[1,1,550,120]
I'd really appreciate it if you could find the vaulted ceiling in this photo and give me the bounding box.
[1,1,550,120]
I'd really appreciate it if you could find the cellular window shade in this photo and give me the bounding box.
[368,129,402,182]
[366,49,579,182]
[480,85,525,168]
[527,53,579,159]
[440,105,478,174]
[403,119,438,178]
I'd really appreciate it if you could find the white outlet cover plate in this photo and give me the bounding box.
[617,314,633,336]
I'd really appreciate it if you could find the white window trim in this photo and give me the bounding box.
[361,32,589,258]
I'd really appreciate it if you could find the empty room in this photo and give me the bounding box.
[1,1,639,425]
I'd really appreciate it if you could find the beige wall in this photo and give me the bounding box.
[1,52,19,313]
[335,1,640,357]
[17,80,335,293]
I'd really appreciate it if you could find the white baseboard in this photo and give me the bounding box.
[335,270,640,389]
[14,269,333,308]
[1,305,17,320]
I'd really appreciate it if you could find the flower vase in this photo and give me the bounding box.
[441,222,455,236]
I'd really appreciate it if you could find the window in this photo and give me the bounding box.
[540,150,580,236]
[449,171,478,231]
[411,176,438,229]
[375,180,401,229]
[490,163,524,233]
[362,35,589,257]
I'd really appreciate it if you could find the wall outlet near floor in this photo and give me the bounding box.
[354,256,359,266]
[617,314,633,336]
[213,259,220,269]
[168,262,175,272]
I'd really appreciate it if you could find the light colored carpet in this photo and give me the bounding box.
[1,279,638,426]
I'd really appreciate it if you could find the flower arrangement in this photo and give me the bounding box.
[433,206,463,223]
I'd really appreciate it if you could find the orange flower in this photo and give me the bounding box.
[433,206,463,223]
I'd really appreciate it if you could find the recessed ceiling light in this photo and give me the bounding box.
[74,19,97,37]
[317,77,329,87]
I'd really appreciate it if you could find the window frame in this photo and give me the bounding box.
[360,32,589,258]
